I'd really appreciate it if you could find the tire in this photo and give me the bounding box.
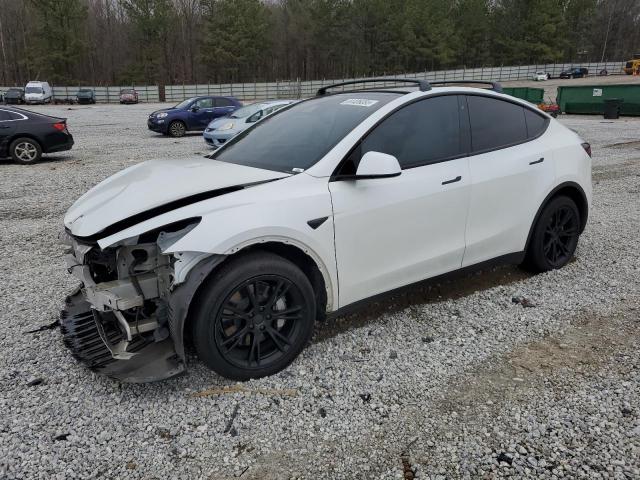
[168,120,186,138]
[10,137,42,164]
[523,195,581,273]
[192,251,316,380]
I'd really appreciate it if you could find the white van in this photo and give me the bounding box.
[24,81,53,104]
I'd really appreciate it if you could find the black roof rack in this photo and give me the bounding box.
[429,80,503,93]
[317,78,431,96]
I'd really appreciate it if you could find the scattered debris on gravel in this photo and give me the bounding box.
[0,104,638,479]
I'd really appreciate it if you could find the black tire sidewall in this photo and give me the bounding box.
[526,196,580,272]
[10,137,42,164]
[192,252,316,380]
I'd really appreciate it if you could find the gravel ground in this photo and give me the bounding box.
[0,104,639,479]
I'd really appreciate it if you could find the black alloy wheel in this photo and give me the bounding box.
[542,205,579,268]
[214,276,306,370]
[523,195,581,272]
[192,252,316,380]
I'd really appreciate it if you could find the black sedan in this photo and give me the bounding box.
[0,107,74,164]
[3,88,25,104]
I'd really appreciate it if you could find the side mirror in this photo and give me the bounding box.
[191,105,199,112]
[352,151,401,179]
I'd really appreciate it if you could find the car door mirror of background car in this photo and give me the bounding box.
[351,151,402,180]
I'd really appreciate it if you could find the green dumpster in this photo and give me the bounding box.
[557,84,640,116]
[503,87,544,104]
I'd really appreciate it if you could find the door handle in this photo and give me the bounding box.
[529,157,544,165]
[442,176,462,185]
[0,125,10,129]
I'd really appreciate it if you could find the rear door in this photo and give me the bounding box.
[329,95,471,307]
[214,97,238,119]
[461,94,555,267]
[0,109,17,156]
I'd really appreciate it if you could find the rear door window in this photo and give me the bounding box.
[0,110,11,121]
[356,95,463,170]
[215,98,234,107]
[467,95,527,152]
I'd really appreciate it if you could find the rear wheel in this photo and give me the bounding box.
[10,137,42,164]
[168,120,186,138]
[523,196,581,272]
[192,252,316,380]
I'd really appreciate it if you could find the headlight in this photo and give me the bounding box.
[218,122,235,131]
[156,112,168,119]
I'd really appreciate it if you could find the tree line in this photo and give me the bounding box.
[0,0,638,87]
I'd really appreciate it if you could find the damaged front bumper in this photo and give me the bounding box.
[60,225,223,382]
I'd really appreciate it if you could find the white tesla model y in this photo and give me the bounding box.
[61,79,592,382]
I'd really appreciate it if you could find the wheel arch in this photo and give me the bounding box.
[524,181,589,254]
[9,133,42,148]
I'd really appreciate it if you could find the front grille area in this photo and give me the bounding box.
[60,292,149,370]
[60,293,119,370]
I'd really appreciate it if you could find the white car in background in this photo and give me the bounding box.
[532,71,550,81]
[61,79,592,383]
[203,100,295,148]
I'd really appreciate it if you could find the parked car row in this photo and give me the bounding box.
[1,84,142,105]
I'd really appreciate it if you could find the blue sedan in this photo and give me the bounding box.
[148,96,242,137]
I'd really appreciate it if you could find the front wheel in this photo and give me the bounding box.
[523,196,581,272]
[192,252,316,380]
[10,137,42,164]
[168,120,186,138]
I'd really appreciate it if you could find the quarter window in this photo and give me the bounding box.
[523,108,548,138]
[357,95,463,169]
[467,95,527,152]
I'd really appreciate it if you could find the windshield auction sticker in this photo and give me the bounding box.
[340,99,379,107]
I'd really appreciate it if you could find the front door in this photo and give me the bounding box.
[329,95,471,308]
[190,97,216,129]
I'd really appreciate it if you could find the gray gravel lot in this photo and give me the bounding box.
[0,103,639,479]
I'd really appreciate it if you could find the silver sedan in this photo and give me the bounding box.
[203,100,295,148]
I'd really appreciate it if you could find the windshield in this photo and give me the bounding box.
[213,92,399,173]
[25,87,43,94]
[174,98,196,109]
[230,104,264,118]
[121,89,134,95]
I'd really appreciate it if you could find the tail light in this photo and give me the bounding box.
[581,142,592,158]
[52,122,67,132]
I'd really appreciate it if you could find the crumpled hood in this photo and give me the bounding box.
[64,158,289,238]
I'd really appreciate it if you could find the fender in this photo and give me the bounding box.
[523,181,589,254]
